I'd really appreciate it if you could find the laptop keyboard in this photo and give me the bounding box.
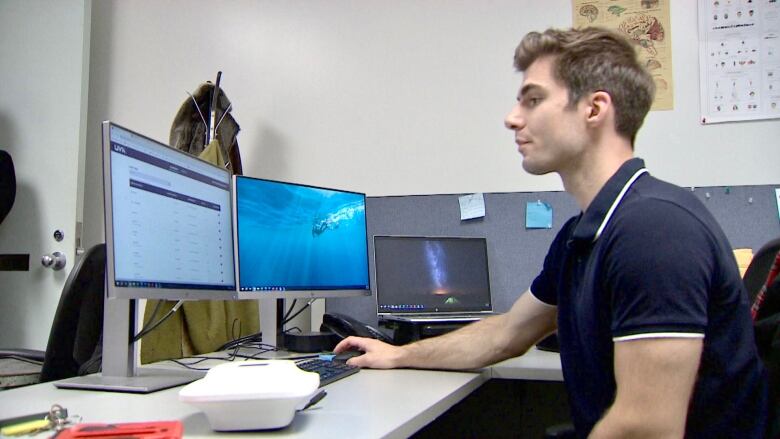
[295,358,359,387]
[395,313,487,320]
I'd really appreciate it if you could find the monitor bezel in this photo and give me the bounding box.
[102,121,238,300]
[232,174,371,300]
[372,235,493,316]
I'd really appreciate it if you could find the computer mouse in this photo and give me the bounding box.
[333,349,364,364]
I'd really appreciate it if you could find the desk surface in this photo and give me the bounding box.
[490,347,563,381]
[0,357,41,389]
[0,348,561,439]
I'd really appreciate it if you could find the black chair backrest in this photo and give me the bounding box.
[39,243,106,382]
[754,277,780,439]
[0,150,15,224]
[743,238,780,438]
[743,237,780,302]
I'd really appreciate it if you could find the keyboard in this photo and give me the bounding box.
[383,313,491,323]
[295,358,359,387]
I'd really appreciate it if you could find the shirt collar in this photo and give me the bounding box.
[570,158,648,244]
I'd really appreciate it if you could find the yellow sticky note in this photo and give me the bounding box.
[733,248,754,278]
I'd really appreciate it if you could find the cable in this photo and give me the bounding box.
[0,355,43,366]
[135,299,164,342]
[217,331,263,351]
[224,340,279,359]
[166,355,226,371]
[230,318,242,342]
[244,349,280,360]
[132,300,184,342]
[232,341,277,352]
[281,299,316,326]
[283,299,298,322]
[217,297,318,350]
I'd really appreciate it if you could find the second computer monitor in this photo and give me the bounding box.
[233,176,370,299]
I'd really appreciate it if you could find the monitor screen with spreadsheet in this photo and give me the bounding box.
[102,121,236,300]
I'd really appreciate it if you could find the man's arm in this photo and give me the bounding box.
[589,337,703,438]
[333,290,557,369]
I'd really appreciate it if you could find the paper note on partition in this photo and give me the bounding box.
[776,188,780,222]
[459,193,485,221]
[526,201,553,229]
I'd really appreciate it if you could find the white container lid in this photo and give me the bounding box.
[179,360,319,403]
[178,360,321,431]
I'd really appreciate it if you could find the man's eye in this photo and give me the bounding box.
[523,97,541,107]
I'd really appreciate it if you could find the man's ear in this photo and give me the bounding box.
[585,91,612,123]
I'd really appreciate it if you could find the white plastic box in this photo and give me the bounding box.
[179,360,320,431]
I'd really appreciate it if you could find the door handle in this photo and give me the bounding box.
[41,251,66,270]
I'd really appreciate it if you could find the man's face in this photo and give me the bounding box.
[504,56,589,176]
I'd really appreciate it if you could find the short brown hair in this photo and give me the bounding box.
[514,27,655,145]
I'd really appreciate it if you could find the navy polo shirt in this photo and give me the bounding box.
[531,158,767,438]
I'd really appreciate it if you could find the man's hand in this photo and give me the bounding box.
[332,290,557,371]
[333,336,405,369]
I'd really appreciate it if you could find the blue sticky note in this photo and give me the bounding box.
[526,201,553,229]
[776,188,780,222]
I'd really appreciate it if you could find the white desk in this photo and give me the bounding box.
[0,357,41,389]
[0,348,561,438]
[490,348,563,381]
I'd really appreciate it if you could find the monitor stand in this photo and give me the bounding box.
[259,298,339,354]
[55,294,204,393]
[260,298,285,348]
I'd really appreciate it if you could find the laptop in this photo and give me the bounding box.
[374,236,495,323]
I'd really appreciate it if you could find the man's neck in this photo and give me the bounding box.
[560,139,635,211]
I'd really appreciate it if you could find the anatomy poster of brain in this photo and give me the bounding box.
[572,0,673,110]
[618,14,665,56]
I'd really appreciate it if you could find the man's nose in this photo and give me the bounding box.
[504,105,524,130]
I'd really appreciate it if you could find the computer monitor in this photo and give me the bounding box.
[233,175,370,299]
[232,176,370,347]
[373,236,493,316]
[55,121,236,393]
[103,123,235,300]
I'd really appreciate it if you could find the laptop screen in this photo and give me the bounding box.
[374,236,492,314]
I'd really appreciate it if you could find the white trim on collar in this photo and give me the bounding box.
[593,168,648,242]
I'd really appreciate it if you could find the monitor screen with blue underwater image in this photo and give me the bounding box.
[233,175,370,298]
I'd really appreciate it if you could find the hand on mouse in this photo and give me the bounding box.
[333,336,405,369]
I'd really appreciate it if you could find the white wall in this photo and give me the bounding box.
[83,0,780,247]
[0,0,90,349]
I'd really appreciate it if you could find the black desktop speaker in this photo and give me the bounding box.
[0,150,15,225]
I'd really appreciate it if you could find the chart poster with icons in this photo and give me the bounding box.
[698,0,780,124]
[573,0,674,110]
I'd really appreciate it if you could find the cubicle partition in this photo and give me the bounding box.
[326,185,780,326]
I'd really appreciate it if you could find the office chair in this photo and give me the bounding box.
[38,243,106,382]
[743,237,780,302]
[744,238,780,438]
[0,150,15,224]
[0,243,106,384]
[753,276,780,439]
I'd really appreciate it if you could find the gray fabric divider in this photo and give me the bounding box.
[326,185,780,328]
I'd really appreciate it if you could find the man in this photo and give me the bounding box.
[335,27,768,438]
